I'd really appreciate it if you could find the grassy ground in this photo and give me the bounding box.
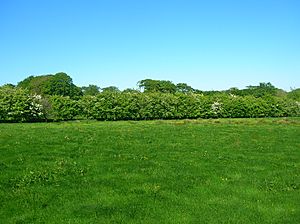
[0,118,299,223]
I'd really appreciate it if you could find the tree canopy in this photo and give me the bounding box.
[101,86,120,93]
[81,85,100,96]
[1,73,299,122]
[17,72,82,98]
[137,79,177,93]
[9,73,297,100]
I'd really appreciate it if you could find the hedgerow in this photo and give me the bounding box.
[0,86,299,122]
[0,87,44,122]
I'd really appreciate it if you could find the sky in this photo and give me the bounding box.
[0,0,299,91]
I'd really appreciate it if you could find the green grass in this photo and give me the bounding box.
[1,118,299,223]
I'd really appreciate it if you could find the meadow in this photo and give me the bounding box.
[0,118,299,223]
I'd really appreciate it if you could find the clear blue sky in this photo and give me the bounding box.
[0,0,299,91]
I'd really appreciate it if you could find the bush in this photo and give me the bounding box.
[48,96,82,121]
[0,86,44,122]
[0,88,299,122]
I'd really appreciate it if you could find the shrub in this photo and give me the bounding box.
[0,86,44,122]
[48,96,82,121]
[1,88,299,122]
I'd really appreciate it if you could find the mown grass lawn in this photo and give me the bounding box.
[0,118,299,223]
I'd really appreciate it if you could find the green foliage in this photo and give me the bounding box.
[176,82,195,93]
[1,87,299,122]
[80,92,142,120]
[287,88,300,101]
[235,82,277,97]
[122,88,140,93]
[17,72,82,98]
[17,74,52,95]
[48,96,82,121]
[138,79,177,93]
[81,84,100,96]
[0,86,44,122]
[1,83,15,88]
[2,77,300,122]
[77,92,299,121]
[44,72,82,98]
[101,86,120,93]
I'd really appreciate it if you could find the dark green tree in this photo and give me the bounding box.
[122,88,140,93]
[176,83,194,93]
[18,75,52,95]
[17,72,82,98]
[138,79,177,93]
[287,88,300,101]
[44,72,82,97]
[243,82,277,97]
[101,86,120,93]
[81,84,100,96]
[1,83,15,88]
[227,87,240,96]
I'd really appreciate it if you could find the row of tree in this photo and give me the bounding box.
[1,72,299,122]
[1,87,299,122]
[3,72,299,100]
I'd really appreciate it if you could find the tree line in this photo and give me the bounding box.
[4,72,299,98]
[0,72,299,122]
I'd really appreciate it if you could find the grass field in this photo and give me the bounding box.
[0,118,299,223]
